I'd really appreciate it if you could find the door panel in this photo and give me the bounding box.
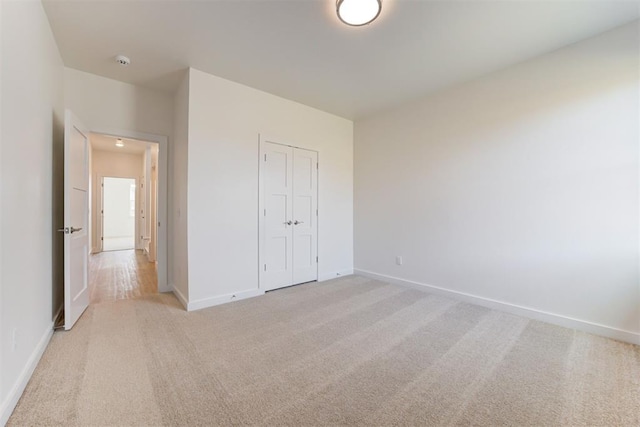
[267,236,288,271]
[294,155,313,190]
[260,139,318,291]
[262,141,293,291]
[64,110,90,329]
[294,234,313,269]
[292,148,318,285]
[69,189,88,302]
[268,150,289,187]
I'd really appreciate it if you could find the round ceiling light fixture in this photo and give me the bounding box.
[336,0,382,26]
[115,138,125,147]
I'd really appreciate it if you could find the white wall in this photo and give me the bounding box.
[64,68,173,138]
[64,67,173,291]
[90,150,144,252]
[184,68,353,307]
[171,72,190,303]
[355,22,640,344]
[0,0,64,423]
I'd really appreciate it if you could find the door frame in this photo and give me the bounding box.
[91,127,169,293]
[99,176,139,252]
[258,134,319,291]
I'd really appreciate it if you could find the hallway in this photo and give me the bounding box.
[89,250,157,304]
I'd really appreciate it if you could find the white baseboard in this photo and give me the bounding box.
[0,323,54,426]
[171,284,189,310]
[172,270,355,312]
[186,288,265,312]
[157,282,171,294]
[318,268,354,282]
[355,269,640,346]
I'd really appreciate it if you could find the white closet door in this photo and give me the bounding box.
[262,141,294,291]
[292,148,318,285]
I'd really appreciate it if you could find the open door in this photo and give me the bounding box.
[61,109,90,330]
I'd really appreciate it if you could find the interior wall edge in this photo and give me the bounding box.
[171,285,188,310]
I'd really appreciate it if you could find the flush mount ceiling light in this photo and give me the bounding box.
[337,0,382,26]
[115,138,124,147]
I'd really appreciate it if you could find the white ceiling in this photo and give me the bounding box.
[43,1,639,119]
[90,133,153,155]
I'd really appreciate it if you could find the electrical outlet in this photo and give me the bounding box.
[396,256,403,266]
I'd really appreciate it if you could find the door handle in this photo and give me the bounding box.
[294,220,304,225]
[284,221,292,226]
[57,227,83,234]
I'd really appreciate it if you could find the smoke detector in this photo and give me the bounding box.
[115,55,130,66]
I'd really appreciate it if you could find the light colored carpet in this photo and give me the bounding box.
[8,276,640,426]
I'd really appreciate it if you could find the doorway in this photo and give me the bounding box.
[88,133,160,303]
[60,109,170,330]
[102,177,136,251]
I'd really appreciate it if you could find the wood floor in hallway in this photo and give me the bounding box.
[89,249,157,304]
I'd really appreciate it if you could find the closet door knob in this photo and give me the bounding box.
[294,220,304,225]
[284,221,292,226]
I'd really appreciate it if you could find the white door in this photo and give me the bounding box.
[261,141,294,291]
[62,110,90,330]
[292,148,318,284]
[260,138,318,291]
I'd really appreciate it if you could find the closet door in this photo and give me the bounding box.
[292,148,318,285]
[262,142,294,291]
[260,138,319,291]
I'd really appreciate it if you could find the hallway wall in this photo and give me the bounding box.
[0,1,64,424]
